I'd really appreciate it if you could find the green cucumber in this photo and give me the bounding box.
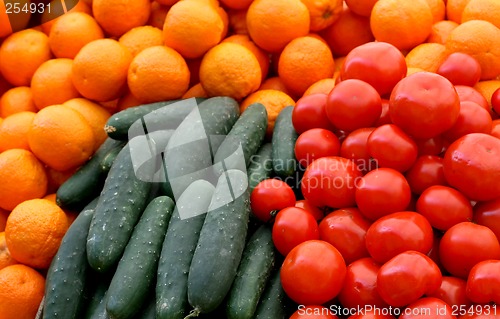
[86,142,153,273]
[83,271,114,319]
[213,103,267,175]
[254,269,288,319]
[187,169,251,315]
[272,106,298,178]
[156,180,215,319]
[43,198,99,319]
[56,138,126,209]
[247,143,273,192]
[106,196,174,319]
[133,296,156,319]
[226,225,275,319]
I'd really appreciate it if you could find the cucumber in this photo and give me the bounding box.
[254,269,288,319]
[162,97,240,198]
[213,103,267,175]
[272,106,298,178]
[56,138,126,209]
[86,142,153,273]
[247,143,273,192]
[156,180,215,319]
[187,169,251,315]
[226,225,275,319]
[133,296,156,319]
[43,198,99,319]
[106,196,175,319]
[83,271,114,319]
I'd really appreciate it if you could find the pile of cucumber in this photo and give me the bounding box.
[41,97,300,319]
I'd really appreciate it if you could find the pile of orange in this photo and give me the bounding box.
[1,0,500,317]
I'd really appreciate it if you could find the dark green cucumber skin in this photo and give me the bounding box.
[156,180,215,319]
[56,138,126,210]
[187,169,251,314]
[83,270,114,319]
[213,103,267,174]
[106,196,174,319]
[162,97,240,198]
[272,106,298,178]
[43,198,99,319]
[226,225,275,319]
[133,296,156,319]
[247,143,273,193]
[86,143,153,273]
[253,269,288,319]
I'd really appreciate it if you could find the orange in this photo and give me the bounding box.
[246,0,310,53]
[474,80,500,110]
[0,111,36,152]
[72,39,133,102]
[182,83,209,99]
[405,43,448,73]
[199,42,261,100]
[445,20,500,80]
[119,26,164,57]
[461,0,500,29]
[31,58,81,110]
[0,264,45,319]
[28,104,95,171]
[370,0,434,51]
[163,0,225,59]
[0,73,12,97]
[446,0,471,23]
[40,0,92,35]
[186,57,203,87]
[426,20,459,44]
[300,0,343,31]
[303,78,336,96]
[344,0,378,17]
[99,99,120,113]
[228,9,248,35]
[240,89,296,136]
[0,29,52,86]
[156,0,180,5]
[320,7,375,57]
[0,209,8,232]
[149,1,171,30]
[222,34,270,80]
[407,67,425,76]
[0,149,48,211]
[128,46,190,103]
[93,0,151,37]
[48,12,104,59]
[0,0,31,36]
[0,1,13,38]
[424,0,446,22]
[0,232,17,270]
[63,98,112,150]
[220,0,253,9]
[43,194,78,226]
[0,87,37,118]
[5,199,68,269]
[259,77,294,96]
[117,91,142,111]
[45,166,79,195]
[278,36,335,97]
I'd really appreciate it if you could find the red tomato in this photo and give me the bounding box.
[367,124,418,172]
[443,133,500,201]
[389,72,460,139]
[355,168,411,221]
[250,179,296,222]
[348,313,396,319]
[295,129,341,168]
[340,127,376,174]
[301,156,363,209]
[459,314,500,319]
[295,199,325,221]
[290,306,339,319]
[427,276,471,308]
[473,198,500,241]
[405,155,447,195]
[292,93,335,134]
[281,240,347,305]
[325,79,382,132]
[427,231,445,273]
[377,251,442,307]
[439,222,500,278]
[443,101,493,142]
[492,88,500,116]
[340,41,407,96]
[272,207,319,256]
[414,136,446,156]
[338,257,387,309]
[375,99,392,126]
[399,297,455,319]
[491,119,500,139]
[319,208,371,265]
[455,85,491,115]
[416,185,473,231]
[437,52,482,87]
[466,260,500,304]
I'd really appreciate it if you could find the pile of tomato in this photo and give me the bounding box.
[250,42,500,319]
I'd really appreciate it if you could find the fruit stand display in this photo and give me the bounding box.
[0,0,500,318]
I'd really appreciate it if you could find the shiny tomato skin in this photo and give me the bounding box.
[292,93,335,134]
[295,128,341,168]
[414,136,446,156]
[492,88,500,116]
[443,101,493,143]
[281,240,347,305]
[250,179,296,222]
[295,199,325,221]
[405,155,447,195]
[437,52,482,87]
[427,276,472,308]
[491,119,500,139]
[375,99,392,126]
[399,297,455,319]
[473,198,500,241]
[454,85,492,117]
[272,207,319,256]
[340,127,376,174]
[466,260,500,304]
[290,306,339,319]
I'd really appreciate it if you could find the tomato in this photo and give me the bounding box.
[473,198,500,241]
[250,179,296,222]
[459,314,500,319]
[439,222,500,278]
[355,168,411,221]
[389,72,460,139]
[348,313,396,319]
[405,155,446,195]
[414,136,446,156]
[375,99,392,126]
[325,79,382,132]
[340,127,376,174]
[454,85,491,115]
[416,185,473,231]
[319,208,371,265]
[399,297,455,319]
[377,251,442,307]
[281,240,347,305]
[443,133,500,201]
[427,276,471,308]
[436,52,482,87]
[340,41,407,96]
[290,306,339,319]
[295,199,325,221]
[443,101,493,142]
[292,93,335,134]
[272,207,319,256]
[295,128,340,168]
[466,260,500,304]
[492,88,500,116]
[338,257,387,309]
[428,231,445,273]
[301,156,363,209]
[491,119,500,139]
[367,124,418,172]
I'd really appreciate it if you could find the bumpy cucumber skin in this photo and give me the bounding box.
[86,143,153,273]
[106,196,174,319]
[253,269,288,319]
[247,143,273,192]
[156,180,215,319]
[272,106,298,178]
[226,225,275,319]
[187,169,251,314]
[43,198,99,319]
